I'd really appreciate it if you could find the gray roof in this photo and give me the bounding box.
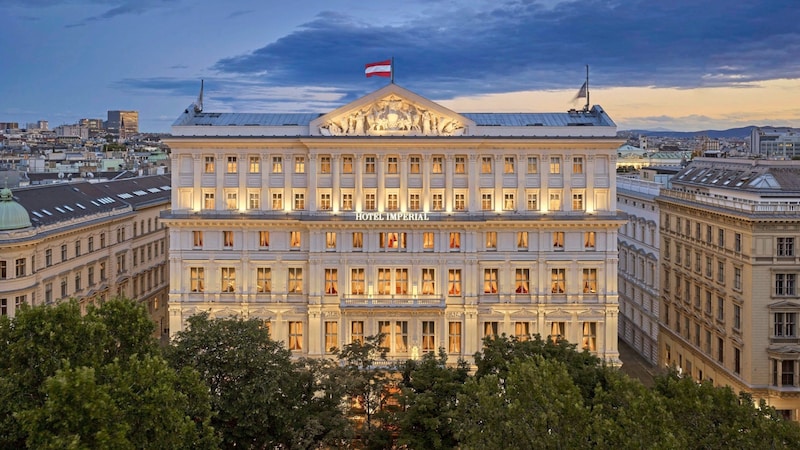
[672,159,800,193]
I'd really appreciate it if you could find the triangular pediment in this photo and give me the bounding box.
[310,84,474,136]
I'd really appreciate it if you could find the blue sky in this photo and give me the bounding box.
[1,0,799,132]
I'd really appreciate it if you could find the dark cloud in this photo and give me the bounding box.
[210,0,800,99]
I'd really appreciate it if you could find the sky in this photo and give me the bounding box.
[1,0,800,133]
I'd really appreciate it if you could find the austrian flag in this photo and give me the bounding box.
[365,60,392,77]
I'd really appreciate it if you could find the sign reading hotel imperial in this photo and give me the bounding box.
[165,81,624,367]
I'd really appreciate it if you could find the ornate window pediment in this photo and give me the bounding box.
[312,85,473,137]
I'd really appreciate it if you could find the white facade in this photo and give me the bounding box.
[164,84,625,364]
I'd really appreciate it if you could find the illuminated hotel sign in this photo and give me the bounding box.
[354,212,430,221]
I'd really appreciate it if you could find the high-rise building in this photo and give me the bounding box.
[106,110,139,139]
[658,158,800,419]
[163,84,625,364]
[750,127,800,158]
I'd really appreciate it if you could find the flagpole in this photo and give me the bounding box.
[585,64,590,112]
[391,56,395,84]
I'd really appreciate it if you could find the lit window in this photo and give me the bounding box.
[226,192,237,210]
[249,192,260,210]
[584,232,596,249]
[272,156,283,173]
[221,267,236,293]
[553,232,565,250]
[486,231,497,250]
[324,321,338,353]
[573,157,584,174]
[290,231,301,249]
[410,156,421,174]
[515,268,529,293]
[190,267,204,292]
[325,268,338,295]
[409,193,421,211]
[527,193,538,211]
[448,269,462,295]
[483,268,498,294]
[550,157,561,174]
[481,156,492,174]
[380,232,406,249]
[320,193,332,210]
[481,193,493,210]
[572,193,584,211]
[504,156,515,174]
[484,322,498,339]
[351,320,364,343]
[226,156,237,173]
[582,322,596,351]
[421,268,435,295]
[288,268,303,293]
[365,156,376,173]
[294,193,305,210]
[448,322,462,353]
[504,193,515,210]
[352,232,363,250]
[204,156,215,173]
[365,193,376,210]
[341,193,353,210]
[326,232,336,250]
[257,268,271,293]
[351,268,365,295]
[204,192,215,210]
[550,322,565,342]
[551,268,566,294]
[432,193,444,211]
[342,156,353,173]
[272,192,283,210]
[423,232,434,250]
[294,156,305,173]
[527,157,538,174]
[387,193,399,211]
[454,193,466,211]
[449,232,461,250]
[432,156,443,174]
[320,156,331,174]
[223,231,234,248]
[422,321,435,353]
[515,322,530,340]
[517,232,528,250]
[549,192,561,211]
[249,156,260,173]
[288,321,303,350]
[259,231,269,248]
[582,268,597,293]
[455,156,466,174]
[387,156,398,174]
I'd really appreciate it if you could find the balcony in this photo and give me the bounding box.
[340,296,445,308]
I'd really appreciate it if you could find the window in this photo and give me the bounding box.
[221,267,236,293]
[485,232,497,250]
[320,156,331,174]
[341,193,353,210]
[88,266,95,286]
[454,193,466,211]
[100,232,105,248]
[515,269,529,294]
[61,244,68,261]
[775,312,797,337]
[527,157,538,174]
[549,157,561,174]
[734,267,742,290]
[549,192,561,211]
[717,296,725,321]
[449,232,461,250]
[380,232,406,249]
[584,232,596,250]
[423,232,435,251]
[365,156,376,173]
[290,231,301,249]
[226,192,237,210]
[60,277,68,298]
[733,304,741,330]
[226,156,237,173]
[74,273,81,291]
[484,322,499,339]
[272,192,283,210]
[778,237,795,256]
[718,337,724,363]
[582,268,597,294]
[272,156,283,173]
[409,193,421,211]
[504,156,515,174]
[387,193,399,211]
[325,232,336,250]
[455,156,466,174]
[448,269,462,295]
[573,157,584,174]
[204,192,215,210]
[432,156,443,174]
[432,193,444,211]
[204,156,214,173]
[15,258,25,278]
[422,321,435,352]
[294,156,305,173]
[718,229,725,248]
[448,322,462,353]
[100,261,106,280]
[351,321,364,343]
[249,192,260,210]
[735,232,742,253]
[734,347,741,375]
[421,268,435,295]
[527,193,538,211]
[410,156,420,174]
[717,261,725,283]
[288,321,303,350]
[776,274,796,296]
[553,232,565,250]
[256,268,271,293]
[75,241,81,257]
[379,321,408,353]
[550,322,565,342]
[481,193,493,211]
[352,232,363,250]
[551,268,566,294]
[190,267,204,292]
[706,225,712,244]
[249,156,260,173]
[387,156,398,174]
[324,321,338,353]
[483,268,498,294]
[351,268,365,295]
[342,156,353,173]
[288,268,303,293]
[325,268,338,295]
[582,322,597,351]
[319,193,332,210]
[517,232,528,250]
[45,249,52,267]
[504,193,515,210]
[481,156,492,174]
[294,193,305,210]
[515,322,530,340]
[193,231,203,248]
[365,193,376,210]
[223,231,234,248]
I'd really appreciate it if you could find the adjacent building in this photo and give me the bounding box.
[0,175,171,340]
[163,83,625,364]
[657,158,800,419]
[106,110,139,140]
[750,127,800,158]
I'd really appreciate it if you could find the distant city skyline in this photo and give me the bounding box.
[1,0,799,132]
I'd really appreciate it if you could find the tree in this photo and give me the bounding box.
[395,350,469,449]
[0,298,217,449]
[166,313,349,449]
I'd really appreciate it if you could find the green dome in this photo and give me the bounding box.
[0,187,32,231]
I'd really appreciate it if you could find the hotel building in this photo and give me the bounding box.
[0,175,171,340]
[658,158,800,419]
[163,84,625,364]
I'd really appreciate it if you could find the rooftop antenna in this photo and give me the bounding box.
[193,79,204,114]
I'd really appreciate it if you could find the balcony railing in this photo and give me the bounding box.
[661,189,800,214]
[340,296,445,308]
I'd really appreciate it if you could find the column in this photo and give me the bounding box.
[307,154,317,211]
[238,154,246,212]
[494,155,503,212]
[517,153,526,212]
[355,154,363,211]
[445,154,454,212]
[377,154,385,211]
[284,153,293,212]
[332,154,341,211]
[540,152,550,212]
[422,154,431,211]
[400,154,408,211]
[260,153,270,211]
[586,155,595,213]
[468,154,479,211]
[192,154,201,211]
[215,152,224,211]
